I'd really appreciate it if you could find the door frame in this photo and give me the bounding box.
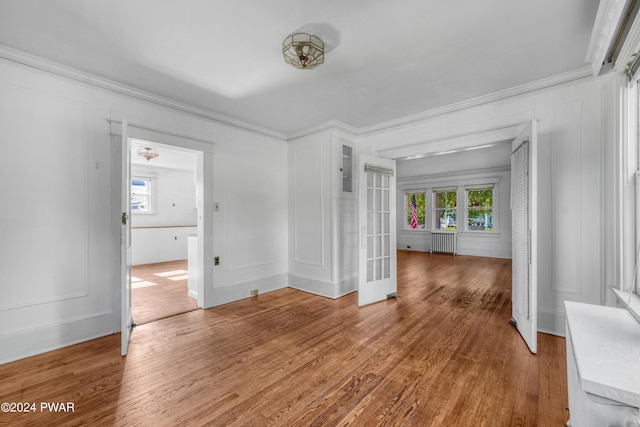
[110,120,215,341]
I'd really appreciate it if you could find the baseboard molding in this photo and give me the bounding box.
[287,274,339,299]
[209,274,287,307]
[0,312,117,365]
[537,308,566,337]
[188,290,198,300]
[336,275,357,298]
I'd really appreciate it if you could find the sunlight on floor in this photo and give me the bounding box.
[168,274,189,281]
[154,270,188,278]
[132,281,158,289]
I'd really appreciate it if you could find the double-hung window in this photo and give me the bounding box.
[434,189,457,230]
[405,192,425,229]
[466,187,493,231]
[131,177,155,214]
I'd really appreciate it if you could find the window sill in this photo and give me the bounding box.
[611,287,640,324]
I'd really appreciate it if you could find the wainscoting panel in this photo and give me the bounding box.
[0,84,88,311]
[550,101,582,295]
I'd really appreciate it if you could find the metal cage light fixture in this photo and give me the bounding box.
[137,146,159,161]
[282,33,324,69]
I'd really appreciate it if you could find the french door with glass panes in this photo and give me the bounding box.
[358,154,397,306]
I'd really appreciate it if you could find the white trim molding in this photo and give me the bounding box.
[586,0,631,76]
[0,44,287,140]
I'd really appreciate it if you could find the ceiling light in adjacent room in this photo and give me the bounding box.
[282,33,324,69]
[137,146,159,161]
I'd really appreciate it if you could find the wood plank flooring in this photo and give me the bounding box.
[131,260,198,325]
[0,251,568,426]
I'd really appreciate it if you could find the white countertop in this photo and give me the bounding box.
[565,301,640,408]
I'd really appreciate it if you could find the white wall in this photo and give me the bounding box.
[359,76,604,336]
[0,56,288,364]
[287,130,359,298]
[131,164,197,265]
[131,164,196,228]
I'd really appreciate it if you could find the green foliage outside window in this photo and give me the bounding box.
[467,189,493,231]
[435,191,457,230]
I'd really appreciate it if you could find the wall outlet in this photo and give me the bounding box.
[251,289,258,297]
[214,256,220,266]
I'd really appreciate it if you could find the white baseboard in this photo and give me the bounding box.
[287,274,339,299]
[0,312,117,365]
[208,274,287,307]
[537,308,566,337]
[188,290,198,300]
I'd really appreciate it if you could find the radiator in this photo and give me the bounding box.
[430,231,457,255]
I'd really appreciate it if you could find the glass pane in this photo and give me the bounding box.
[131,179,149,195]
[367,212,374,235]
[383,235,390,256]
[447,192,457,208]
[367,188,374,211]
[383,189,389,211]
[384,213,390,233]
[367,172,374,187]
[468,209,493,231]
[384,257,390,279]
[382,175,389,189]
[375,259,382,280]
[406,193,425,229]
[375,235,382,257]
[342,145,352,193]
[375,173,381,188]
[375,212,382,234]
[375,189,382,211]
[467,189,493,208]
[367,236,374,258]
[131,194,148,212]
[437,209,457,230]
[367,260,374,282]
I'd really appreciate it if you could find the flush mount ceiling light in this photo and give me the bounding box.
[137,146,159,161]
[282,33,324,69]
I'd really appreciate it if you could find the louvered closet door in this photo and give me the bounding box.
[511,120,538,354]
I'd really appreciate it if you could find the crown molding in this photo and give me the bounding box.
[354,66,594,137]
[286,119,358,141]
[0,44,287,140]
[0,43,595,143]
[587,0,631,76]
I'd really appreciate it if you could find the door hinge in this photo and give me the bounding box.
[121,212,128,225]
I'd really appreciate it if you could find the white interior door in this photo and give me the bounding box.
[511,120,538,353]
[121,119,133,356]
[358,154,397,306]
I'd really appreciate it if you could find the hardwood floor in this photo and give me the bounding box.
[131,260,198,325]
[0,251,568,426]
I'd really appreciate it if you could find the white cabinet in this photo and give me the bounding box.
[565,301,640,426]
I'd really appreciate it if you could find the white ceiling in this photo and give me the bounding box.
[131,139,197,172]
[0,0,599,136]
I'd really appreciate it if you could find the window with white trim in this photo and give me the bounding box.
[131,177,155,214]
[466,187,494,231]
[405,192,426,229]
[434,189,457,230]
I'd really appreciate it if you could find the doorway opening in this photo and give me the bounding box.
[129,138,201,325]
